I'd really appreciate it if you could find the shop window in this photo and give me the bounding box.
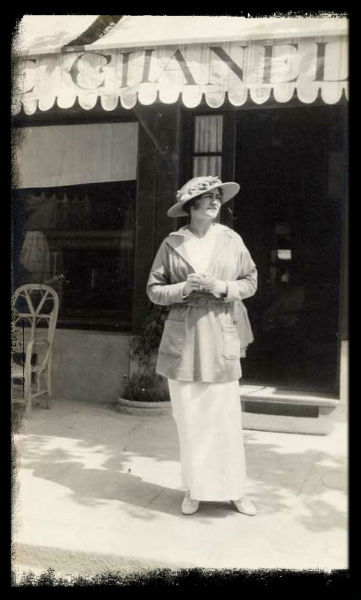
[13,181,136,331]
[192,115,223,178]
[13,121,138,331]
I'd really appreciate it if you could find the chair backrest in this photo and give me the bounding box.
[12,284,59,346]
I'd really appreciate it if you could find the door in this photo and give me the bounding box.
[233,105,345,394]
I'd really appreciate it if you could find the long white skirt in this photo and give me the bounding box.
[168,379,246,501]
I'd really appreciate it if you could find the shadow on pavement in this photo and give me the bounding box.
[13,402,347,528]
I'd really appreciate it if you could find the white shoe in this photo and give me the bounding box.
[232,497,257,516]
[181,491,200,515]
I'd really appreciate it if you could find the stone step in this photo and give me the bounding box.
[239,383,339,435]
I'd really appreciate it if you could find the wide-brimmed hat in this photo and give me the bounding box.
[167,175,240,218]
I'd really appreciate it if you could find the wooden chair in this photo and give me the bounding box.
[11,284,59,416]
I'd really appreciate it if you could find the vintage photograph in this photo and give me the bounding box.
[11,14,349,585]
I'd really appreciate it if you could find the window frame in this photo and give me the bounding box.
[12,115,139,333]
[180,108,237,227]
[191,114,223,176]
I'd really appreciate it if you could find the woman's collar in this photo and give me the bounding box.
[169,223,230,237]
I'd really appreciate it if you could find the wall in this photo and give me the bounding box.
[51,329,131,403]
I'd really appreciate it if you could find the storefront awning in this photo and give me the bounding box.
[12,15,348,114]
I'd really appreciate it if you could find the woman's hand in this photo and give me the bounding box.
[182,274,203,297]
[182,273,227,297]
[198,273,227,296]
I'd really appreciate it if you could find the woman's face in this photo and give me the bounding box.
[190,188,222,221]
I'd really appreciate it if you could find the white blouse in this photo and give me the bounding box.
[180,224,218,273]
[180,224,223,298]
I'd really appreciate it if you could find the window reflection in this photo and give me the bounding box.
[13,181,136,330]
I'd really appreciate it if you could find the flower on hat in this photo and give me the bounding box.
[177,176,222,201]
[188,176,221,194]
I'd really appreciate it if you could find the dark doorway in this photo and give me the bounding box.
[233,105,347,394]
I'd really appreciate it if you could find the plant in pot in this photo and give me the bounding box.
[117,304,171,415]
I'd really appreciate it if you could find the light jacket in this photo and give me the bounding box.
[146,224,257,382]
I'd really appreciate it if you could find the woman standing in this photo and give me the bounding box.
[147,175,257,516]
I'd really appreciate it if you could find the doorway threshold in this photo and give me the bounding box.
[239,382,339,435]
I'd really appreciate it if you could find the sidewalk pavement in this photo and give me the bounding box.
[12,397,348,581]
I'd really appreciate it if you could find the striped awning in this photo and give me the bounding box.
[12,16,348,114]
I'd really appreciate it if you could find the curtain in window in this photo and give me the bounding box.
[193,115,223,177]
[193,156,222,177]
[193,156,222,178]
[19,231,51,283]
[193,115,223,153]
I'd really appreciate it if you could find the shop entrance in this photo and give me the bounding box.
[233,105,346,394]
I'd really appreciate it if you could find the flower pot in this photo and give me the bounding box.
[116,397,171,416]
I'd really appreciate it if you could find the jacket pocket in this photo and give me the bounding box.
[222,325,241,360]
[158,320,185,357]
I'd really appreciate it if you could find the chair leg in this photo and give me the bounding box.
[46,356,52,409]
[23,340,34,418]
[24,370,32,418]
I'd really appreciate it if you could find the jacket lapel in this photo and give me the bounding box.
[165,225,234,273]
[166,231,196,271]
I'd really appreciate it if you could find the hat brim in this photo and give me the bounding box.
[167,181,240,218]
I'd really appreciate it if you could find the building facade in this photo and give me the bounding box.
[12,16,348,418]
